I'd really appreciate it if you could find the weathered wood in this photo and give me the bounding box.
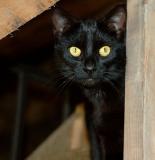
[124,0,155,160]
[0,0,59,40]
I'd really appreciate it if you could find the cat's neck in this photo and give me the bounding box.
[84,87,104,99]
[83,87,105,106]
[82,83,124,109]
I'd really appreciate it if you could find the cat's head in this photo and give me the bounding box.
[51,5,126,89]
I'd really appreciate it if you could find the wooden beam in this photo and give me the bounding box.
[124,0,155,160]
[0,0,59,40]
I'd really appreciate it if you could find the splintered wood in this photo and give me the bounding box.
[124,0,155,160]
[0,0,59,40]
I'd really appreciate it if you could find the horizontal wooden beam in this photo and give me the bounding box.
[124,0,155,160]
[0,0,59,40]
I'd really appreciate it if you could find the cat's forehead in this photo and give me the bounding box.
[80,20,98,33]
[76,20,114,44]
[61,19,119,45]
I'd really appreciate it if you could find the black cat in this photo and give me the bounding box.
[51,5,126,160]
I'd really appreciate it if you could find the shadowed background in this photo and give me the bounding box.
[0,0,125,159]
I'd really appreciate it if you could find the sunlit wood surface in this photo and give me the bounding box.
[124,0,155,160]
[0,0,59,40]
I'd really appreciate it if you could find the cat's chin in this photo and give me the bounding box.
[79,78,100,88]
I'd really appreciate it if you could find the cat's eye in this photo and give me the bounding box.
[68,46,81,57]
[99,46,111,57]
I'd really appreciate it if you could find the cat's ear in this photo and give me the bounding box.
[103,5,126,39]
[51,7,76,36]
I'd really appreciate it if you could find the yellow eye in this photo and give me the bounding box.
[99,46,111,57]
[69,46,81,57]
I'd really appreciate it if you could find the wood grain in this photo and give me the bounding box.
[124,0,155,159]
[0,0,59,40]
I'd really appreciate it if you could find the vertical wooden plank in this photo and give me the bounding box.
[0,0,59,40]
[124,0,155,160]
[143,1,155,159]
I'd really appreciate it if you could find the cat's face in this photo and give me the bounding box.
[52,6,126,88]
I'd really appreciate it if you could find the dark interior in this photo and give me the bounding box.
[0,0,125,159]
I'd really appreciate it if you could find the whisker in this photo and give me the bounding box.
[56,75,74,95]
[103,76,121,96]
[103,70,124,75]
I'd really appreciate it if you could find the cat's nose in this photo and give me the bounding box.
[86,63,94,70]
[84,60,95,73]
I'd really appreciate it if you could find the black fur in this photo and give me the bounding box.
[51,5,126,160]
